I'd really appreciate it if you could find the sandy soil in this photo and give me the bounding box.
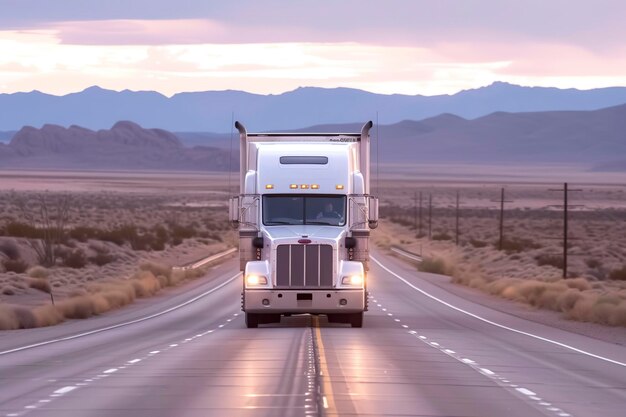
[0,170,235,315]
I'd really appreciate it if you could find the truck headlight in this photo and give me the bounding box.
[246,275,268,286]
[341,275,364,286]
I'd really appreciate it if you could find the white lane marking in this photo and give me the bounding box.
[372,256,626,367]
[0,271,242,356]
[149,351,160,354]
[444,349,456,354]
[430,342,440,347]
[480,368,495,375]
[127,359,141,364]
[382,308,387,311]
[461,358,475,364]
[516,387,537,396]
[402,325,409,328]
[322,396,329,409]
[53,386,76,394]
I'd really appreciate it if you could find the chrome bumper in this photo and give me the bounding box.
[244,289,365,314]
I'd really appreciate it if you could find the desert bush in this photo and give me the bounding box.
[27,266,50,279]
[88,252,115,266]
[4,221,40,239]
[535,254,564,269]
[432,232,452,241]
[418,257,448,275]
[3,258,29,273]
[585,258,602,269]
[62,249,87,269]
[69,226,100,242]
[469,238,488,248]
[28,278,51,294]
[0,240,20,260]
[499,238,541,253]
[608,266,626,281]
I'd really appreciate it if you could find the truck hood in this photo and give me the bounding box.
[264,225,344,241]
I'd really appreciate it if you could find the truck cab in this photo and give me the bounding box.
[230,122,378,328]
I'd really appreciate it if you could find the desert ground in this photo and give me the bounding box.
[372,164,626,327]
[1,165,625,329]
[0,170,236,329]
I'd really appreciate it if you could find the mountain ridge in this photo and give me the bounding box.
[2,82,626,132]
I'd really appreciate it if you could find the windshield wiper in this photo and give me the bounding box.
[265,221,296,225]
[305,221,336,225]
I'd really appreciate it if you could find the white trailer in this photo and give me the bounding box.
[229,121,378,328]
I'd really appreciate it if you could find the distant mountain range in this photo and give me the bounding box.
[0,121,234,171]
[0,104,624,171]
[2,82,626,132]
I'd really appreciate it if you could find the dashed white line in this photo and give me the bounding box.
[53,386,76,395]
[127,359,141,364]
[372,255,626,367]
[516,387,537,396]
[103,368,118,374]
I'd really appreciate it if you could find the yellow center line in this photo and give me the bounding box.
[312,316,337,413]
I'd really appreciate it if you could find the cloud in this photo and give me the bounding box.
[2,1,625,52]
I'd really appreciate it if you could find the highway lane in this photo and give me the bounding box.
[1,249,625,417]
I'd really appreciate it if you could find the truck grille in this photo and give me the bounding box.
[276,244,333,288]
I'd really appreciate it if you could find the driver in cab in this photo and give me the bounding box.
[317,202,341,220]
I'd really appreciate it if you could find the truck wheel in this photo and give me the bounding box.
[349,312,363,328]
[245,313,259,328]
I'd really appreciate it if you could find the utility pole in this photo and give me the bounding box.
[549,182,582,278]
[491,188,513,251]
[418,191,423,237]
[428,193,433,240]
[455,190,460,246]
[412,191,418,232]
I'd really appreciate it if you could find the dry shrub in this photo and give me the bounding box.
[0,305,19,330]
[33,304,64,327]
[418,257,448,274]
[62,249,87,269]
[608,266,626,281]
[130,270,161,298]
[57,294,110,319]
[0,240,20,260]
[140,262,172,280]
[28,266,50,279]
[3,259,28,273]
[28,278,52,294]
[565,278,591,291]
[88,252,115,266]
[12,307,38,328]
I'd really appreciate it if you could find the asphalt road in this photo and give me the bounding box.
[1,250,625,417]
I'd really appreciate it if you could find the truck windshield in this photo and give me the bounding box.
[263,195,346,226]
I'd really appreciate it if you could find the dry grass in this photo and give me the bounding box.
[0,258,221,329]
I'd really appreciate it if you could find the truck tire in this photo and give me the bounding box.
[349,312,363,328]
[245,313,259,328]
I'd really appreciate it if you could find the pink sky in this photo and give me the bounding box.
[0,0,625,96]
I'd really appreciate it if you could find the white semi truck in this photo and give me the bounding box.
[229,121,378,328]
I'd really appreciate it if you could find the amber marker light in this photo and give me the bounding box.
[311,184,319,189]
[300,184,309,189]
[265,184,274,189]
[336,184,344,190]
[289,184,298,189]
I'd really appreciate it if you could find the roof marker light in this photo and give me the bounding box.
[289,184,298,189]
[300,184,309,189]
[311,184,319,189]
[265,184,274,189]
[336,184,344,190]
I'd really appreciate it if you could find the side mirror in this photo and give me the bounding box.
[228,196,240,227]
[368,196,379,229]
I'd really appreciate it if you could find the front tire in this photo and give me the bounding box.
[349,312,363,328]
[245,313,259,328]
